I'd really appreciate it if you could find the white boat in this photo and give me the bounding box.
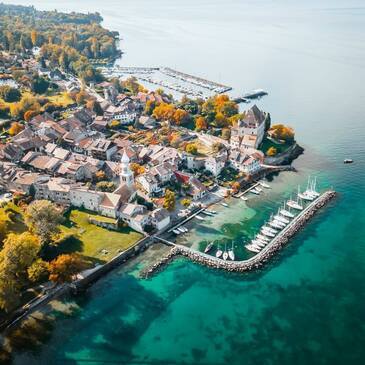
[260,181,271,189]
[251,243,262,251]
[228,244,235,260]
[241,196,248,201]
[287,199,303,210]
[223,245,228,261]
[173,229,180,235]
[252,240,265,248]
[274,214,289,224]
[280,204,295,218]
[195,215,205,220]
[245,244,260,253]
[204,242,214,253]
[201,210,214,216]
[216,246,223,258]
[257,234,270,242]
[262,225,278,234]
[261,229,276,238]
[209,210,217,214]
[250,189,260,195]
[273,219,286,228]
[269,221,283,230]
[221,202,229,207]
[177,227,185,233]
[307,176,320,198]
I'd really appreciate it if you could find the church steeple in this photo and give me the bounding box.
[119,150,134,187]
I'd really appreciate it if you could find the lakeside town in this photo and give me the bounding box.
[0,3,315,334]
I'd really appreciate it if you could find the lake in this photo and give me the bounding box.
[3,0,365,364]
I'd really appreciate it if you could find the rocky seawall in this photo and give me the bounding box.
[264,143,304,166]
[142,190,336,278]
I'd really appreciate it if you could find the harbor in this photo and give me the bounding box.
[142,189,336,277]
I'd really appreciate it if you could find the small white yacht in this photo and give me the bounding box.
[257,234,270,242]
[250,189,260,195]
[280,203,295,218]
[204,242,214,254]
[177,227,185,233]
[269,221,283,230]
[223,245,229,261]
[216,246,223,258]
[195,215,205,221]
[173,229,180,235]
[221,202,229,207]
[228,244,235,261]
[262,225,278,234]
[274,214,290,224]
[241,196,248,201]
[245,244,260,253]
[260,181,271,189]
[261,229,276,238]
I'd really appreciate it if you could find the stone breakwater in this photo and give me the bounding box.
[142,190,336,278]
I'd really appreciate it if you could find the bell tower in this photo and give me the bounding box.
[119,151,134,187]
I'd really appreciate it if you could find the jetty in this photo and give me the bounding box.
[234,89,268,103]
[142,190,336,277]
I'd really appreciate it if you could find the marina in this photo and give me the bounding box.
[147,189,336,276]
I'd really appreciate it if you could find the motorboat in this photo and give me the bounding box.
[255,186,263,193]
[204,242,214,253]
[344,158,353,164]
[177,227,185,233]
[195,215,205,220]
[202,210,214,216]
[250,189,260,195]
[216,246,223,258]
[221,202,229,207]
[173,229,180,235]
[252,239,266,248]
[245,244,260,253]
[241,196,248,201]
[260,181,271,189]
[280,203,295,218]
[273,219,286,228]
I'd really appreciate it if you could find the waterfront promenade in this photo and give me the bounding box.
[144,190,336,276]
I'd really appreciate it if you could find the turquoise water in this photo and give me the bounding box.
[4,0,365,364]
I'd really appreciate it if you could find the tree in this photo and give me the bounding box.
[0,86,21,103]
[31,76,50,94]
[130,163,145,176]
[195,116,207,131]
[8,122,24,136]
[181,198,191,207]
[185,143,198,155]
[0,232,40,311]
[96,181,116,192]
[267,146,277,156]
[144,100,155,115]
[172,109,189,125]
[31,29,38,47]
[231,181,241,193]
[122,77,142,95]
[269,124,295,142]
[27,259,49,283]
[75,90,89,105]
[48,253,89,283]
[24,109,39,122]
[163,189,176,211]
[152,103,176,122]
[95,170,106,181]
[25,200,64,245]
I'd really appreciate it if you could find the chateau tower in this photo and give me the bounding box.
[120,151,134,187]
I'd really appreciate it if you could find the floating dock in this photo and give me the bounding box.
[142,190,336,277]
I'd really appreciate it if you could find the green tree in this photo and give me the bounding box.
[31,76,50,94]
[25,200,64,246]
[27,259,49,283]
[0,86,21,103]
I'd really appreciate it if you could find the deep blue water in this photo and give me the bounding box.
[3,1,365,364]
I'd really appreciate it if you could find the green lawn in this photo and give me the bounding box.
[58,210,143,263]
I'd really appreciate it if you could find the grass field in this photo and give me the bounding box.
[58,209,143,263]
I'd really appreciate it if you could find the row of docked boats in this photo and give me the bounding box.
[245,177,321,254]
[172,226,189,235]
[206,243,235,261]
[249,181,271,195]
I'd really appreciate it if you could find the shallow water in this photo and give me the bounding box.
[3,0,365,364]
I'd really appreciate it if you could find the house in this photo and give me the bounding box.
[150,162,175,184]
[34,177,77,205]
[87,139,117,160]
[174,171,208,201]
[70,188,103,211]
[136,116,157,129]
[119,203,149,233]
[90,116,109,132]
[205,153,227,176]
[1,143,23,162]
[22,152,61,174]
[136,173,160,196]
[150,208,170,231]
[229,149,264,175]
[73,108,95,125]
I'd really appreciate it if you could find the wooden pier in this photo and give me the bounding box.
[143,190,336,277]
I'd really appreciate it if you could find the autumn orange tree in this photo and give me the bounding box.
[152,102,176,121]
[8,121,24,136]
[130,163,145,176]
[195,116,207,131]
[269,124,295,142]
[48,253,89,283]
